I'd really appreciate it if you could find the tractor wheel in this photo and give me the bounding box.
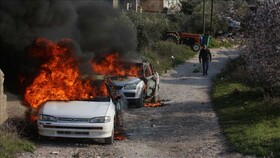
[164,33,180,44]
[191,43,201,52]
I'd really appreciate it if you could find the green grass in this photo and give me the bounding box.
[0,130,35,158]
[143,41,196,74]
[209,37,233,48]
[212,67,280,157]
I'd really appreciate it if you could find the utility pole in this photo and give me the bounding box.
[202,0,206,34]
[210,0,214,35]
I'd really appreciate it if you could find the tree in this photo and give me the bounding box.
[241,0,280,96]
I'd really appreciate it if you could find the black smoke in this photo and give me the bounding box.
[0,0,137,93]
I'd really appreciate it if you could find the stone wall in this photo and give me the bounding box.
[0,69,8,125]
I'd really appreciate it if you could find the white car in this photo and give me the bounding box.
[37,79,123,144]
[112,61,160,107]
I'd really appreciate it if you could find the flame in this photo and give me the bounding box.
[114,129,126,140]
[91,53,141,77]
[23,38,107,109]
[144,102,162,107]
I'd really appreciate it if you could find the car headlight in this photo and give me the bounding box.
[89,116,111,123]
[38,114,57,122]
[124,83,137,90]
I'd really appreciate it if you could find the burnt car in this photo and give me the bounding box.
[111,61,160,108]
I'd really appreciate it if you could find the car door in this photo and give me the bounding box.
[143,62,157,97]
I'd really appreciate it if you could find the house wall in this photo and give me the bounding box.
[0,69,7,125]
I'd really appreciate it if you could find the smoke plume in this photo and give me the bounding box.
[0,0,138,92]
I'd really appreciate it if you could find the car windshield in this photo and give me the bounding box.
[115,62,142,77]
[46,96,110,102]
[79,96,110,102]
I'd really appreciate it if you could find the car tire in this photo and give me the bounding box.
[136,92,144,108]
[105,128,114,145]
[191,43,201,52]
[115,111,123,128]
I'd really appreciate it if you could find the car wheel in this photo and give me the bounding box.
[115,111,123,128]
[136,92,144,108]
[191,43,201,52]
[115,101,121,115]
[105,127,114,145]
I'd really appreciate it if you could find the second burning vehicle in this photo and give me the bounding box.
[111,61,160,108]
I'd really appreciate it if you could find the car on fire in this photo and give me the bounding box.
[36,78,123,144]
[111,60,160,108]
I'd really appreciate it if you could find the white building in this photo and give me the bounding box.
[163,0,181,8]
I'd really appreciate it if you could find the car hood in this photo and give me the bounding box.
[112,77,141,86]
[39,100,111,118]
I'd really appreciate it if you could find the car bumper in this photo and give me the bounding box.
[118,89,141,100]
[37,121,113,138]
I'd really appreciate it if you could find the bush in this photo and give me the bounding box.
[126,12,184,50]
[241,1,280,96]
[0,119,35,158]
[143,41,195,73]
[209,37,233,48]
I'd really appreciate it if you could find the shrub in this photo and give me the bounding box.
[241,1,280,96]
[126,12,189,50]
[143,41,195,73]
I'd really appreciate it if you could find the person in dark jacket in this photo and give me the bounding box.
[199,45,212,76]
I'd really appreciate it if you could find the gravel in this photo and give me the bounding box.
[9,47,255,158]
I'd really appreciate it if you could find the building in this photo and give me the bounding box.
[111,0,181,13]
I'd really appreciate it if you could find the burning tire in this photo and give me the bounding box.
[191,43,201,52]
[105,127,114,144]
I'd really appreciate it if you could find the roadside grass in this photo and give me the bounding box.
[0,130,35,158]
[212,58,280,157]
[0,119,35,158]
[209,37,233,48]
[143,41,196,74]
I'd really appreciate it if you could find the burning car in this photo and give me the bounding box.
[91,53,160,108]
[36,78,123,144]
[22,39,126,144]
[92,53,159,107]
[111,61,160,108]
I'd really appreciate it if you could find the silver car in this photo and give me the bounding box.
[112,61,159,107]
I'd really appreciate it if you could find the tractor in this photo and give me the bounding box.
[164,32,210,52]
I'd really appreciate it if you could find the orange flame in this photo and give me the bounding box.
[91,53,141,77]
[114,129,126,140]
[144,102,162,107]
[23,38,107,109]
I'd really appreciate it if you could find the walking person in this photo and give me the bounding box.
[199,45,212,76]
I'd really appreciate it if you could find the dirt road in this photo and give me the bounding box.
[12,47,253,158]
